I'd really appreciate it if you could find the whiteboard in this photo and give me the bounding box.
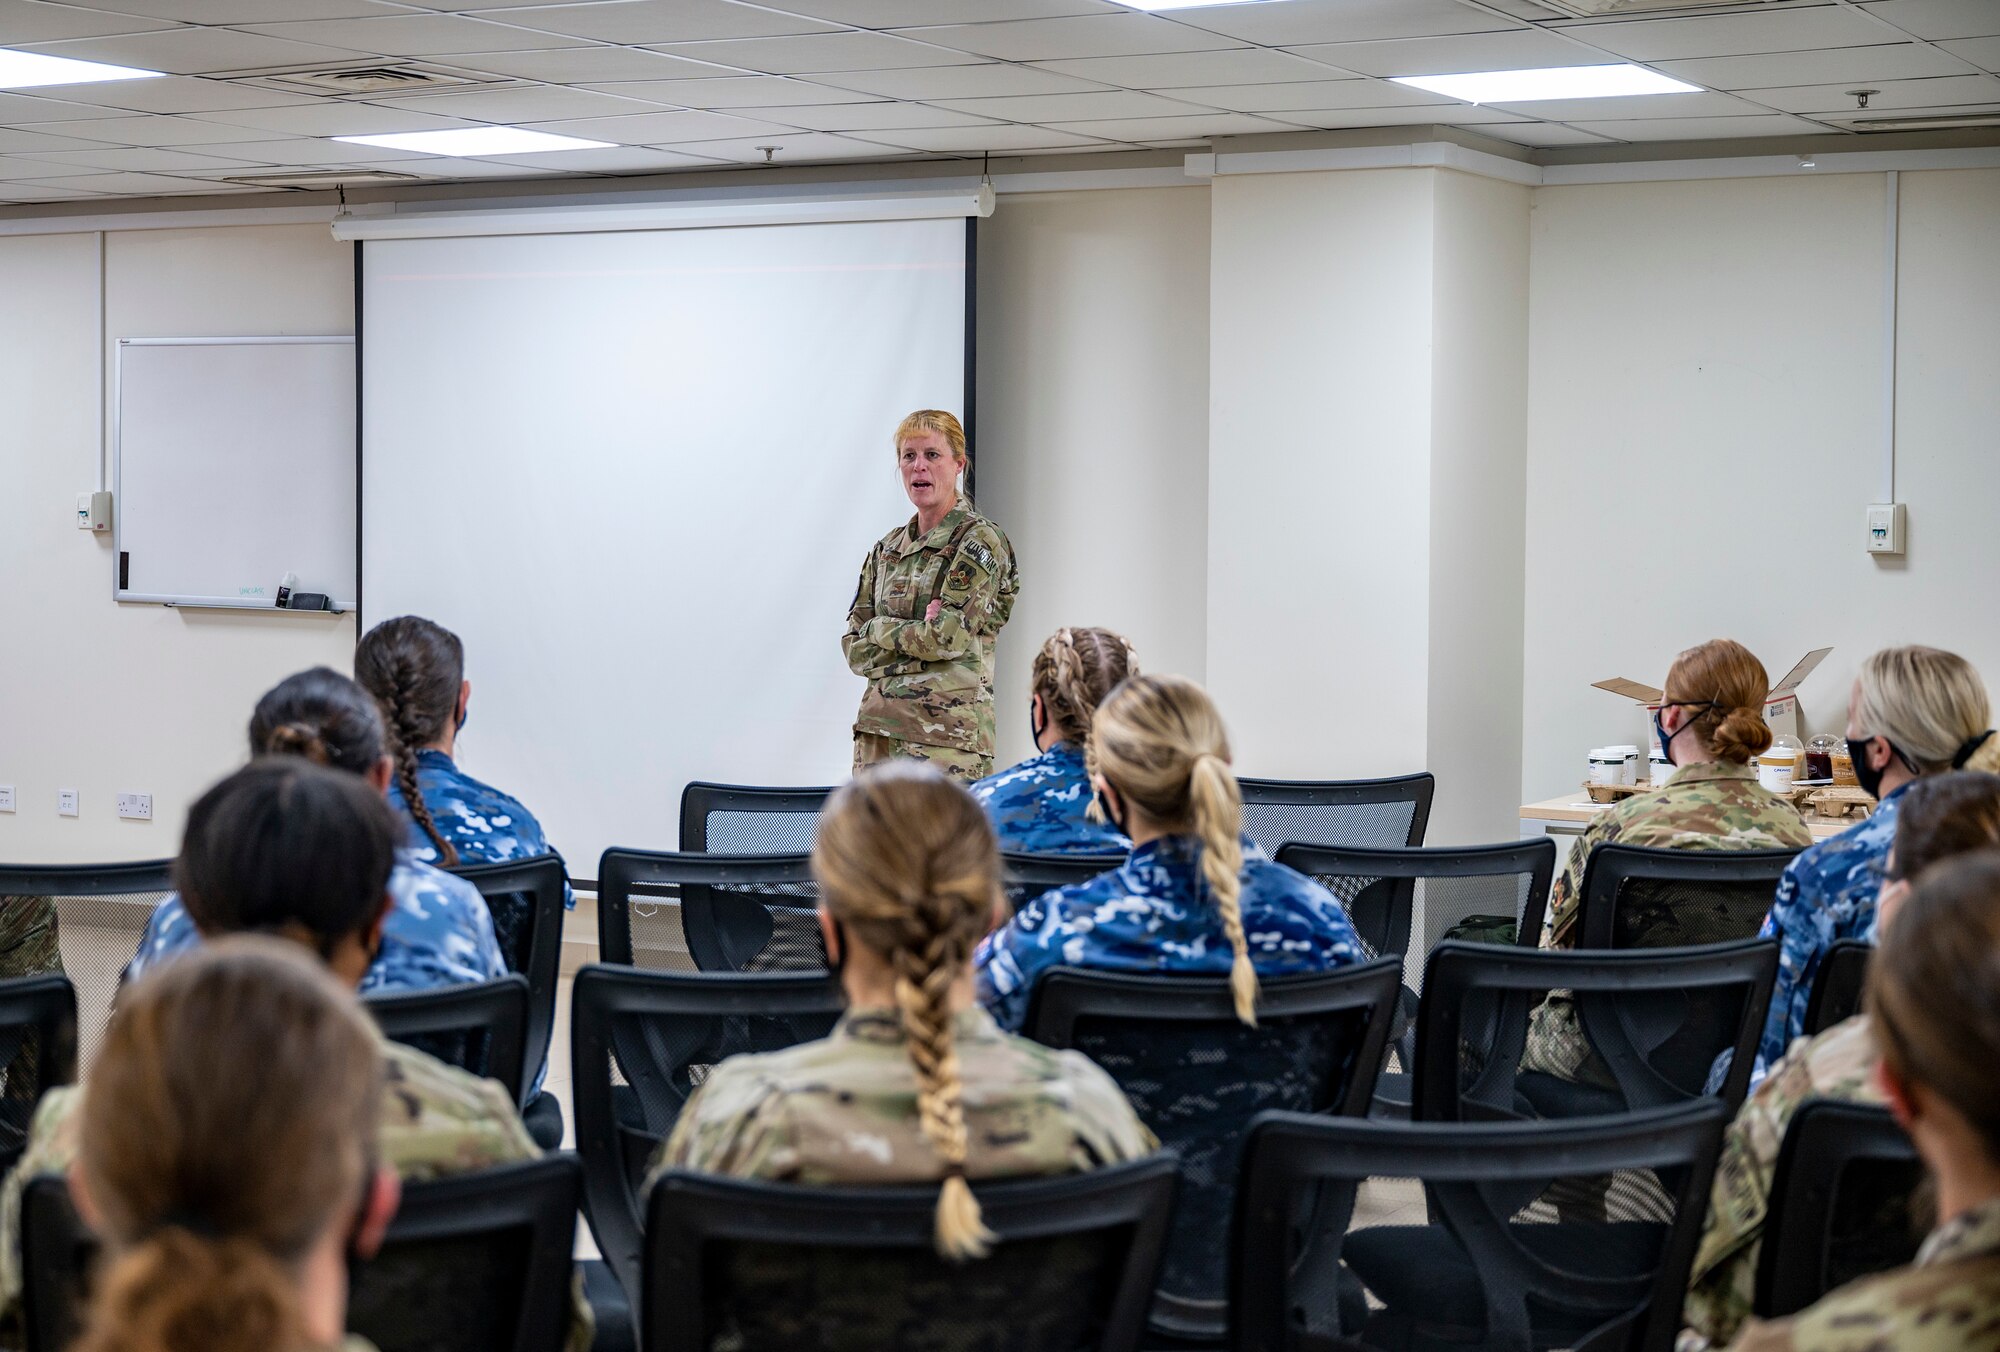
[114,337,356,610]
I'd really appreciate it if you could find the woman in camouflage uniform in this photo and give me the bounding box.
[844,410,1018,781]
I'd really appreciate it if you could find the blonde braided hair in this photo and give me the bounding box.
[813,761,1004,1259]
[1090,675,1257,1025]
[1032,627,1139,749]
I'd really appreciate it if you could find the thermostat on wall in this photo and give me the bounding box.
[1866,503,1906,555]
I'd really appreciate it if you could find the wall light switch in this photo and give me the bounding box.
[116,792,152,821]
[1866,502,1906,555]
[75,492,111,532]
[0,786,13,812]
[58,789,78,817]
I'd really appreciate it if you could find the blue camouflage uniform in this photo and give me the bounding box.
[390,748,573,910]
[125,851,508,994]
[974,833,1367,1032]
[1750,781,1909,1082]
[969,741,1131,856]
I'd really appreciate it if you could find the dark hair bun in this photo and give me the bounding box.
[1707,705,1774,765]
[263,722,330,765]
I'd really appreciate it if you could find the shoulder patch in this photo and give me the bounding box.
[963,539,995,572]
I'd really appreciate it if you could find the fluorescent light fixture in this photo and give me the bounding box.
[332,127,613,156]
[0,48,163,89]
[1390,64,1700,104]
[330,186,995,241]
[1110,0,1280,8]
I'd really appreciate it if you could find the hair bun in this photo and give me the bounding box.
[1706,703,1773,765]
[264,723,330,765]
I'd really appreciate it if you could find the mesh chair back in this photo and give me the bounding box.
[1578,845,1802,951]
[0,863,173,1071]
[1416,939,1778,1124]
[0,976,76,1178]
[365,975,530,1106]
[570,963,844,1304]
[679,782,832,853]
[1803,938,1874,1037]
[1025,959,1401,1342]
[446,854,566,1086]
[1235,774,1434,857]
[1000,851,1124,915]
[1232,1102,1728,1352]
[598,848,821,973]
[1756,1100,1923,1320]
[643,1156,1178,1352]
[21,1157,579,1352]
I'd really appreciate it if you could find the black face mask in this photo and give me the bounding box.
[1030,697,1047,745]
[1651,700,1718,768]
[1096,787,1129,838]
[824,917,848,978]
[1850,734,1897,801]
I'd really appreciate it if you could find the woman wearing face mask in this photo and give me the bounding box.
[1724,849,2000,1352]
[1749,646,2000,1083]
[1680,771,2000,1352]
[843,410,1020,781]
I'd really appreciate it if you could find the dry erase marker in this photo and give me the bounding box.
[276,571,297,608]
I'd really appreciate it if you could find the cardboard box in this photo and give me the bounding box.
[1594,647,1832,745]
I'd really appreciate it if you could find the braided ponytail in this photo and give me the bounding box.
[354,617,465,867]
[1188,752,1254,1025]
[1030,627,1139,749]
[813,763,1003,1260]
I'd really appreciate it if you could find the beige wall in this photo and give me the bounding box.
[0,224,355,862]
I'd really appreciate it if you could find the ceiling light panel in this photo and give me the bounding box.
[0,49,164,89]
[1392,64,1700,102]
[333,127,615,155]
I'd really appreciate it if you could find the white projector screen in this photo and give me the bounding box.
[360,217,970,872]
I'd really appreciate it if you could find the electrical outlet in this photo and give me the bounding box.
[0,786,14,812]
[116,793,152,821]
[58,789,78,817]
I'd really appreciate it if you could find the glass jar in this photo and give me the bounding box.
[1806,734,1844,783]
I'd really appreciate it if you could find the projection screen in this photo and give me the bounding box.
[359,216,971,871]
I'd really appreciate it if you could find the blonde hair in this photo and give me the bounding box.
[75,937,382,1352]
[1855,646,2000,775]
[813,762,1003,1260]
[1662,638,1775,765]
[1089,675,1255,1025]
[1031,628,1139,749]
[893,410,970,506]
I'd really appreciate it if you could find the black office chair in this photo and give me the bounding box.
[1235,773,1434,856]
[598,847,821,974]
[1415,938,1778,1123]
[1025,958,1402,1343]
[1803,938,1874,1037]
[0,975,76,1176]
[569,963,844,1308]
[21,1156,582,1352]
[1232,1101,1729,1352]
[447,854,568,1147]
[679,782,833,853]
[643,1156,1179,1352]
[0,862,173,1069]
[365,975,531,1107]
[1277,839,1556,1117]
[1755,1099,1923,1320]
[1577,844,1802,950]
[1000,850,1124,915]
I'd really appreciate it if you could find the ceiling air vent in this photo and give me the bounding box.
[230,63,503,98]
[1518,0,1790,17]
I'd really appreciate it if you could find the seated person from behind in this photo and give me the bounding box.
[0,900,60,983]
[1679,770,2000,1352]
[0,759,580,1350]
[1724,848,2000,1352]
[66,937,398,1352]
[1522,638,1812,1084]
[354,615,571,909]
[126,667,507,994]
[975,673,1365,1034]
[970,626,1138,855]
[649,762,1153,1252]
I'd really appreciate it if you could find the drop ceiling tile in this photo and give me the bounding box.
[362,84,667,122]
[1483,90,1757,119]
[350,154,573,178]
[19,29,374,75]
[862,123,1118,151]
[1279,104,1533,128]
[934,88,1212,120]
[1655,42,1970,91]
[1166,0,1522,48]
[240,14,599,57]
[0,92,129,123]
[1470,121,1618,145]
[0,154,102,178]
[1045,110,1302,138]
[740,100,1000,130]
[1562,7,1890,61]
[1861,0,2000,41]
[8,144,266,171]
[809,62,1110,99]
[1287,28,1618,78]
[705,0,1122,23]
[1031,46,1343,87]
[466,144,721,171]
[578,76,878,108]
[429,46,739,82]
[1740,71,2000,112]
[0,180,114,199]
[0,0,180,42]
[17,75,317,115]
[895,13,1240,61]
[185,101,486,136]
[0,125,140,152]
[528,108,799,143]
[75,0,388,20]
[1939,36,2000,69]
[646,31,987,74]
[492,0,842,45]
[36,113,298,145]
[191,136,430,163]
[1,169,233,193]
[649,131,903,161]
[1568,112,1834,139]
[1188,78,1445,112]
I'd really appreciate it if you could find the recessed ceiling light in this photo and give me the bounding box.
[332,127,614,156]
[0,48,163,90]
[1108,0,1284,10]
[1390,64,1701,104]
